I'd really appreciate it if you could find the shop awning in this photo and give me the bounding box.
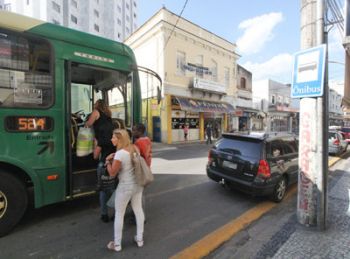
[175,96,234,113]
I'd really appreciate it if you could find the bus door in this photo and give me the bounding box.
[66,61,131,197]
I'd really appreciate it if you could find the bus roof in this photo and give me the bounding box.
[0,10,136,62]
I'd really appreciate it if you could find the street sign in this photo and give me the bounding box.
[291,44,326,98]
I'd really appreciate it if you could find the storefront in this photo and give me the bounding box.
[169,96,234,142]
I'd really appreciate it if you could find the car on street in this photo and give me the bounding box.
[328,130,348,155]
[341,127,350,143]
[207,132,299,202]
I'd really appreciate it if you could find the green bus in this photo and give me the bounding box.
[0,11,142,236]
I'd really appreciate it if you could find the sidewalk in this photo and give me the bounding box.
[208,155,350,259]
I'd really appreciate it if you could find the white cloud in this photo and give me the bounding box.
[328,29,344,55]
[242,53,293,83]
[237,12,283,55]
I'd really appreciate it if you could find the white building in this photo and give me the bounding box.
[1,0,137,41]
[253,79,300,132]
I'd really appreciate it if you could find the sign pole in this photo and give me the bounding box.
[296,0,327,230]
[316,0,328,230]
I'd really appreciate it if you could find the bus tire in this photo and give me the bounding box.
[0,171,28,237]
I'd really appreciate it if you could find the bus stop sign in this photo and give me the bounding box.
[291,44,326,98]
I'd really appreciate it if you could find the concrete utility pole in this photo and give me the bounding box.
[298,0,328,230]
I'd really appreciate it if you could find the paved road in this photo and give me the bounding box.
[1,143,344,258]
[0,143,262,258]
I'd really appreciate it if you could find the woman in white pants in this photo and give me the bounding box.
[105,129,145,252]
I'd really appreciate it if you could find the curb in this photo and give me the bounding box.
[170,155,345,259]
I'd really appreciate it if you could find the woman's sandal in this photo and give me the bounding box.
[107,241,122,252]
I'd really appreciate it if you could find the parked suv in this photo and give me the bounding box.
[207,132,298,202]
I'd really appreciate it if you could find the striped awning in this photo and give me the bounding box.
[175,96,234,113]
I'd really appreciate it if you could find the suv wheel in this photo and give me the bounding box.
[271,176,287,203]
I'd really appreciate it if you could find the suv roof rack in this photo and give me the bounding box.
[222,131,297,140]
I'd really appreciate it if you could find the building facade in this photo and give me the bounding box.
[329,88,343,126]
[253,79,300,133]
[125,8,239,143]
[234,65,263,131]
[1,0,137,41]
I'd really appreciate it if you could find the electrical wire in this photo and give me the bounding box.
[162,0,190,52]
[326,0,344,36]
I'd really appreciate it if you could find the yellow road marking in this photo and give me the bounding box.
[171,158,340,259]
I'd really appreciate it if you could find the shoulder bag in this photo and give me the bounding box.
[132,152,154,187]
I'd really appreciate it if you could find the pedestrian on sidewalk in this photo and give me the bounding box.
[206,124,212,145]
[105,129,145,252]
[183,123,189,142]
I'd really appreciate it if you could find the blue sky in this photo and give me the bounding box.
[138,0,345,84]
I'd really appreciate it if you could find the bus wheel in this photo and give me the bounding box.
[0,172,28,237]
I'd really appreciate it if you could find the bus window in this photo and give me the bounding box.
[71,84,93,121]
[0,30,53,108]
[108,75,132,128]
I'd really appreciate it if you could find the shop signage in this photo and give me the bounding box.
[183,63,212,75]
[175,96,234,113]
[234,109,243,116]
[193,78,226,94]
[276,105,299,112]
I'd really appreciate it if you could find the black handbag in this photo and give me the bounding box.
[97,166,118,191]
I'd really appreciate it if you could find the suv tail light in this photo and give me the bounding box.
[257,159,271,178]
[333,139,340,145]
[208,150,213,165]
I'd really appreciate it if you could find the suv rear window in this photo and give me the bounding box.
[215,137,262,159]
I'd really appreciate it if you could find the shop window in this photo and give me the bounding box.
[172,118,199,129]
[176,51,186,76]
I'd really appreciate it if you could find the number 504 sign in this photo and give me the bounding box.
[291,44,326,98]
